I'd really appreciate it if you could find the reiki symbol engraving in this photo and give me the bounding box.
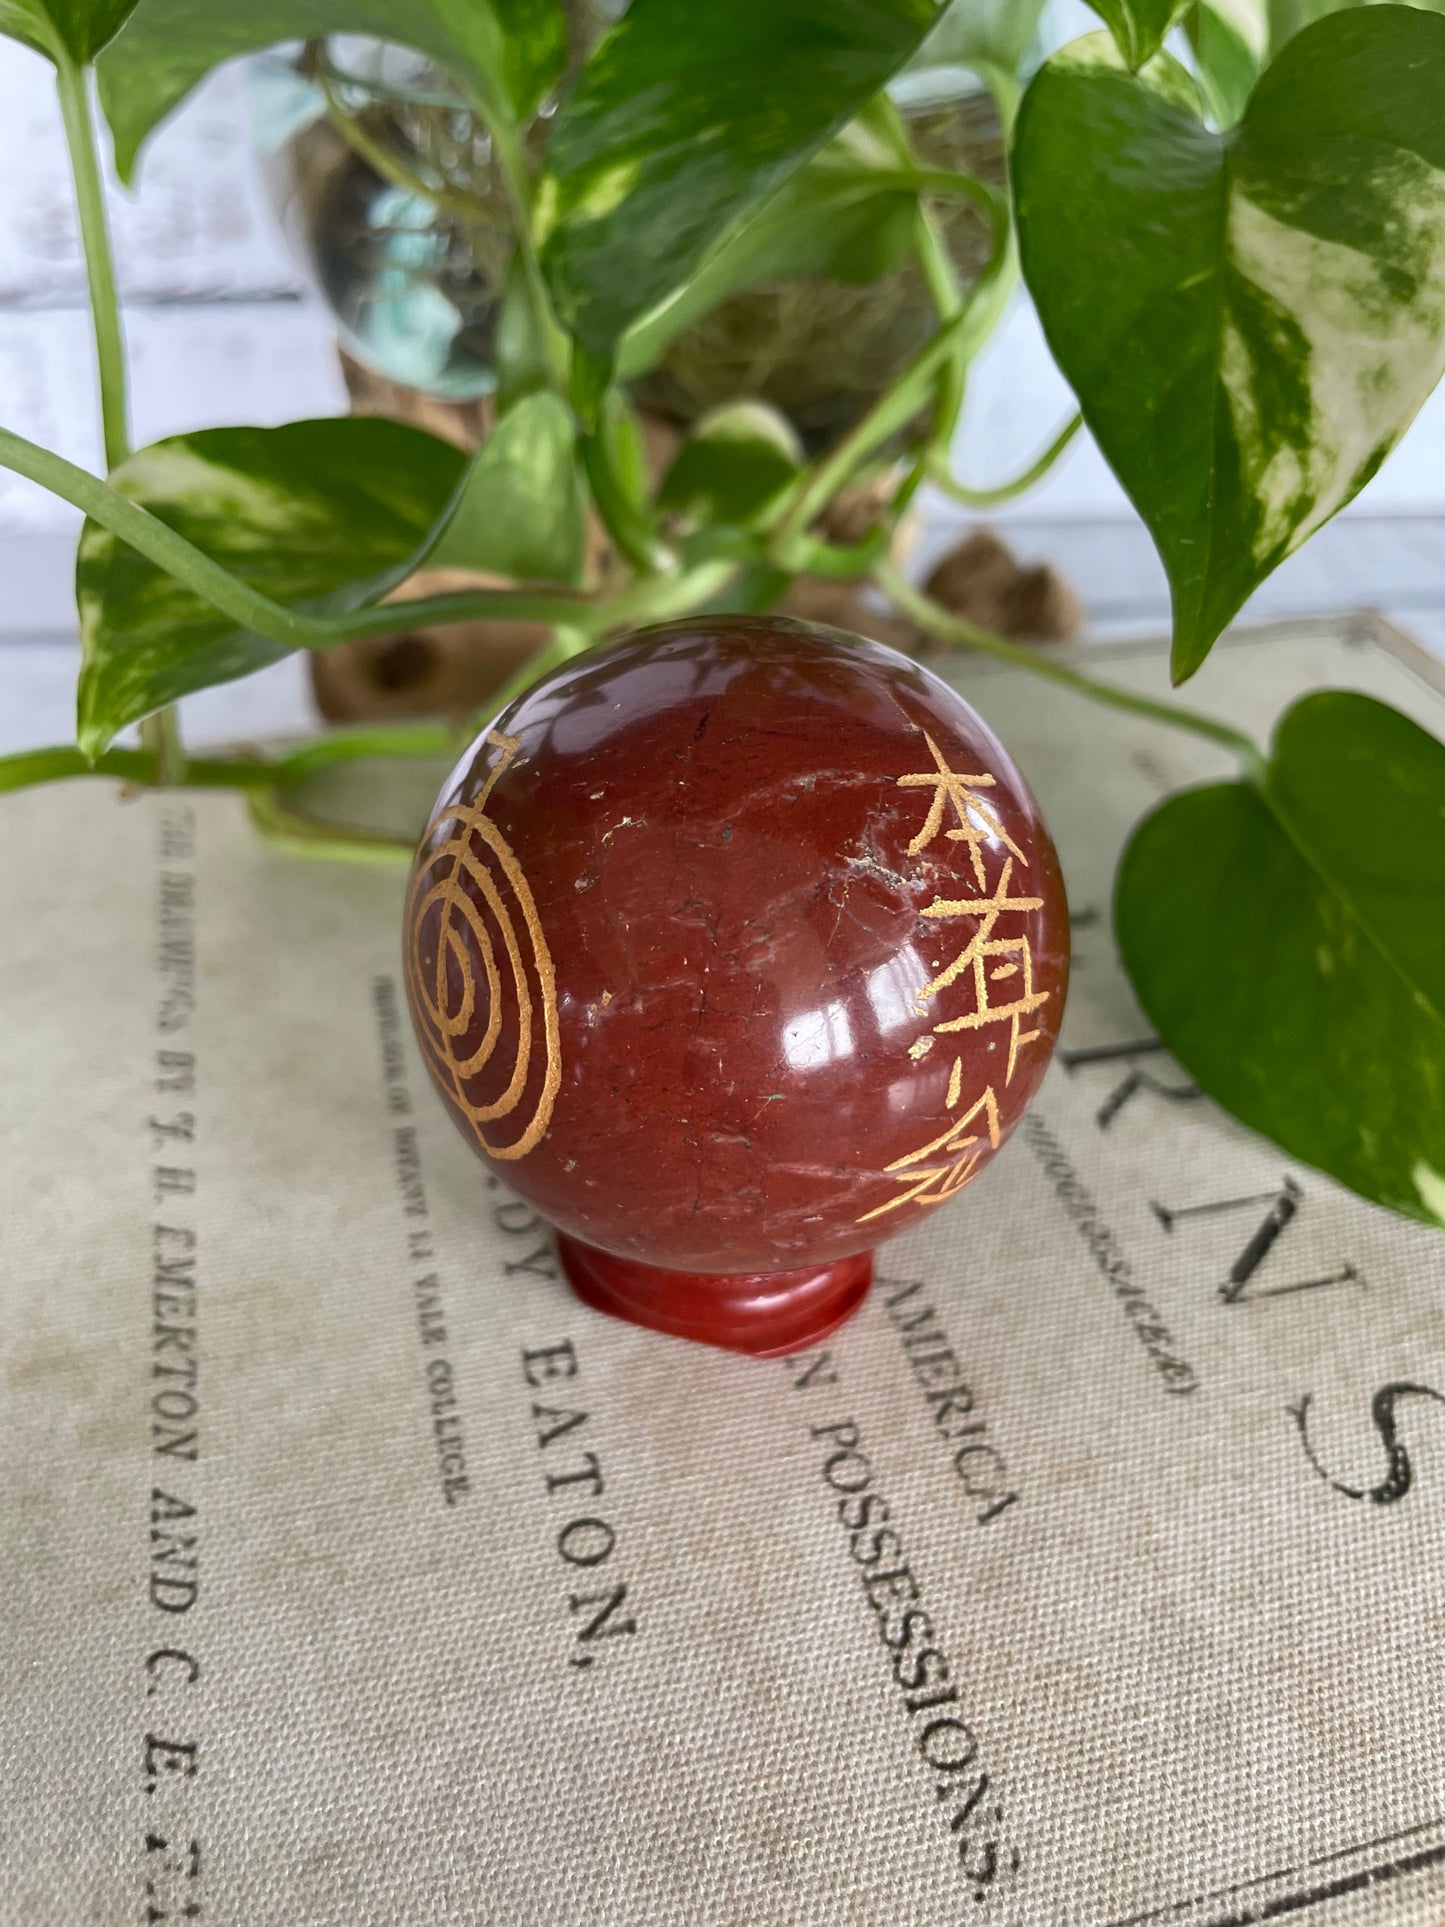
[897,731,1027,888]
[858,733,1051,1223]
[404,731,561,1161]
[920,858,1050,1085]
[857,1087,1002,1223]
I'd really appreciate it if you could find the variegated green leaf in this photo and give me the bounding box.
[0,0,135,63]
[538,0,943,356]
[656,402,803,528]
[98,0,565,179]
[1188,0,1267,123]
[618,133,920,379]
[1015,9,1445,682]
[1117,692,1445,1228]
[76,418,464,755]
[424,392,585,585]
[1085,0,1191,66]
[1269,0,1445,50]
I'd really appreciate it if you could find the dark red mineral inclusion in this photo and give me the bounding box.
[403,615,1068,1355]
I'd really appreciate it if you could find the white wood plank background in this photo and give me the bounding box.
[1,32,1442,752]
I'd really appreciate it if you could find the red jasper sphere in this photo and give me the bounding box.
[404,615,1068,1347]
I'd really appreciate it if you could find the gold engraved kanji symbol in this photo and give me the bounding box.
[897,731,1027,887]
[857,731,1053,1225]
[404,731,561,1161]
[857,1086,1002,1223]
[920,857,1050,1085]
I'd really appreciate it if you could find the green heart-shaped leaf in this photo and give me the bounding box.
[618,133,920,378]
[424,391,585,585]
[98,0,565,179]
[1184,0,1445,126]
[1116,690,1445,1228]
[76,417,464,755]
[538,0,942,356]
[1266,0,1445,60]
[1014,8,1445,683]
[1188,0,1267,123]
[0,0,135,63]
[656,402,803,529]
[1085,0,1190,66]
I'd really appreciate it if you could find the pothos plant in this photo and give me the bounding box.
[1,0,1444,1233]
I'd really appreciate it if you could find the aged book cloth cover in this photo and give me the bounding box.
[3,617,1444,1927]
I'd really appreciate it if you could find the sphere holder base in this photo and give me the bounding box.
[556,1234,873,1358]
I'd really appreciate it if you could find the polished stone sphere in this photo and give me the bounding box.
[404,614,1068,1353]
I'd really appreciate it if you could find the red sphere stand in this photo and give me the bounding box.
[556,1233,872,1358]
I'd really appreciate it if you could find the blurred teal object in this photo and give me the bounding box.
[250,38,520,400]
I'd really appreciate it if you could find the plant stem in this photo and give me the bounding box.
[570,358,678,576]
[773,528,891,580]
[875,561,1265,777]
[587,557,737,633]
[912,203,969,451]
[246,787,415,864]
[578,426,676,575]
[769,316,969,549]
[341,586,585,639]
[978,65,1022,135]
[273,721,457,781]
[769,215,1014,553]
[896,167,1010,215]
[141,707,186,784]
[56,51,191,783]
[861,95,1010,460]
[485,112,569,394]
[930,414,1083,507]
[0,743,272,794]
[55,52,127,474]
[0,723,461,799]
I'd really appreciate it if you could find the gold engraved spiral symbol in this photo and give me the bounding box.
[404,731,561,1161]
